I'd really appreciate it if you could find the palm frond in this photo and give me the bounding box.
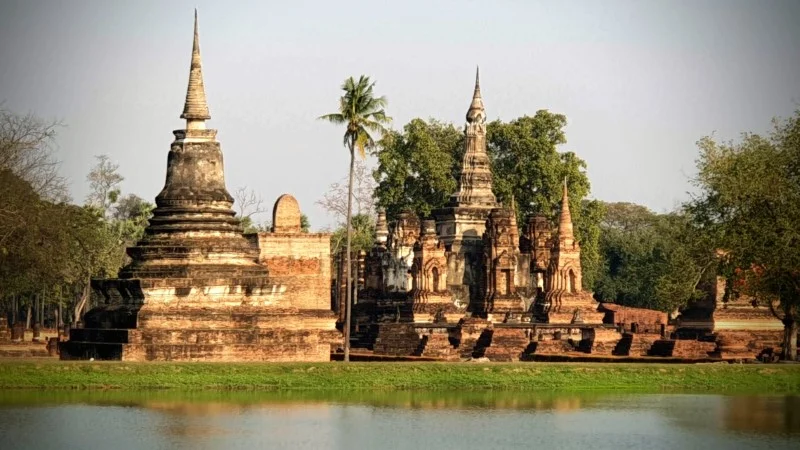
[321,74,391,153]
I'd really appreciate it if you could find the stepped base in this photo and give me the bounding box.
[60,341,333,362]
[418,331,458,360]
[481,328,530,362]
[612,333,660,357]
[649,339,716,358]
[62,305,339,362]
[373,323,422,356]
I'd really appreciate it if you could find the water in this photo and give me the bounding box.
[0,390,798,450]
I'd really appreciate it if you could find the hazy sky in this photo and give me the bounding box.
[1,0,798,229]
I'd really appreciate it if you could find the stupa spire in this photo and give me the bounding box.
[558,177,574,240]
[449,67,496,208]
[466,66,485,124]
[181,9,211,127]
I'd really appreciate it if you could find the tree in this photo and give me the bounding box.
[0,107,68,201]
[319,75,391,362]
[57,205,121,323]
[593,203,716,312]
[486,112,600,288]
[689,111,800,360]
[110,194,154,265]
[0,169,122,327]
[317,159,377,222]
[329,214,375,257]
[85,154,123,213]
[374,119,463,219]
[234,186,268,233]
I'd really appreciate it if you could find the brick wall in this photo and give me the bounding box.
[256,232,331,310]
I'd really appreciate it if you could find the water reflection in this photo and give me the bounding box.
[0,390,797,450]
[724,395,800,435]
[0,389,602,412]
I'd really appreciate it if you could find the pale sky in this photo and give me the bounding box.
[1,0,798,229]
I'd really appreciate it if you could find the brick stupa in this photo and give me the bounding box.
[61,11,338,361]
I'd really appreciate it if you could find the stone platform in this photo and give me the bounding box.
[61,304,338,362]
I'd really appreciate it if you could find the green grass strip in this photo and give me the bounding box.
[0,360,798,393]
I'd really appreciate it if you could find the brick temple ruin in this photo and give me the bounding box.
[343,70,786,362]
[60,12,338,361]
[58,12,787,363]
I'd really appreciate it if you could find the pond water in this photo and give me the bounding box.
[0,390,797,450]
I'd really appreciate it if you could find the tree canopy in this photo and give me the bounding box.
[1,111,154,328]
[593,202,716,312]
[688,110,800,359]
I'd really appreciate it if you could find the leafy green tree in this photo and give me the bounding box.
[109,194,154,265]
[0,169,122,326]
[576,199,605,290]
[330,214,375,256]
[688,111,800,360]
[319,75,390,362]
[593,202,718,312]
[374,119,463,219]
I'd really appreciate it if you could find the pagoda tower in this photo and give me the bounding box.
[543,180,603,323]
[120,10,269,285]
[433,67,498,310]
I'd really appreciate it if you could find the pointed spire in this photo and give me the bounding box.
[181,9,210,124]
[466,66,485,124]
[558,177,574,240]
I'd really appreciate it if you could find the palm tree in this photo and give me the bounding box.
[319,75,390,362]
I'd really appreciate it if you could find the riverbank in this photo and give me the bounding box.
[1,360,798,392]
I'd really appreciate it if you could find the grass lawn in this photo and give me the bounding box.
[0,359,798,393]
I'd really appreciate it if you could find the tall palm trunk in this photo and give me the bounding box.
[344,143,355,362]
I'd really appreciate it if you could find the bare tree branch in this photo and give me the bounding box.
[0,106,69,201]
[233,186,266,219]
[316,159,376,225]
[85,154,123,213]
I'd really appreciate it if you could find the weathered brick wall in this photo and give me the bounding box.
[256,232,331,310]
[373,323,422,355]
[599,303,667,332]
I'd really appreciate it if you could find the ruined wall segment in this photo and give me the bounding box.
[256,194,332,311]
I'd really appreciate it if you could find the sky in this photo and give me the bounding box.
[1,0,798,229]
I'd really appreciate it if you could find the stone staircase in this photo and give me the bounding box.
[612,333,659,357]
[416,330,458,360]
[372,323,422,356]
[648,339,716,358]
[481,328,530,362]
